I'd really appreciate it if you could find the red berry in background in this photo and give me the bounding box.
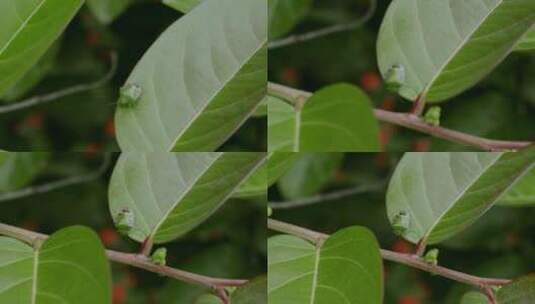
[99,228,119,246]
[112,284,127,304]
[380,96,397,111]
[379,125,396,150]
[86,30,101,46]
[391,239,414,254]
[360,71,382,92]
[412,138,431,152]
[398,296,420,304]
[105,118,115,138]
[84,143,102,157]
[280,67,300,86]
[23,113,45,129]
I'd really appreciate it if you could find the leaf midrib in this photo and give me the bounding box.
[30,246,39,304]
[0,0,46,58]
[148,153,223,241]
[422,154,502,243]
[309,244,320,304]
[422,0,502,98]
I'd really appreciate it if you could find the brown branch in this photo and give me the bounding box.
[267,82,532,152]
[0,52,118,114]
[0,222,248,293]
[268,0,377,50]
[267,219,512,289]
[0,153,112,203]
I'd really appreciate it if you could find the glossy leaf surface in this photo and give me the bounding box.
[268,84,380,152]
[115,0,267,151]
[377,0,535,102]
[268,226,383,304]
[109,152,266,243]
[0,226,111,303]
[0,0,84,95]
[387,149,535,244]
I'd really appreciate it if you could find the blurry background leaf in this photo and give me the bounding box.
[232,276,267,304]
[516,27,535,52]
[268,0,312,39]
[497,275,535,304]
[163,0,203,13]
[0,152,48,192]
[460,291,488,304]
[87,0,133,24]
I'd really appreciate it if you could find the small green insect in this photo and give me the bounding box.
[116,208,134,235]
[424,248,439,266]
[424,106,441,126]
[151,247,167,266]
[385,64,405,92]
[392,211,410,236]
[118,83,142,108]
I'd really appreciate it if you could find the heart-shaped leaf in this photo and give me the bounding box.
[516,27,535,51]
[163,0,203,13]
[498,168,535,206]
[497,275,535,303]
[277,152,343,200]
[0,152,48,192]
[87,0,132,24]
[235,152,298,198]
[0,0,84,96]
[115,0,267,151]
[386,148,535,245]
[268,0,312,39]
[377,0,535,102]
[109,152,266,244]
[268,84,380,152]
[0,226,111,303]
[268,226,383,303]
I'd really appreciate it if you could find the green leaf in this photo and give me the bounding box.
[0,226,111,303]
[195,294,222,304]
[268,0,312,39]
[2,40,61,102]
[0,152,48,192]
[460,291,488,304]
[87,0,132,24]
[108,152,266,244]
[163,0,203,13]
[115,0,267,151]
[498,168,535,206]
[234,152,297,198]
[278,152,343,200]
[515,27,535,51]
[268,226,383,303]
[0,0,84,96]
[232,276,267,304]
[386,149,535,245]
[497,275,535,303]
[377,0,535,102]
[268,84,380,152]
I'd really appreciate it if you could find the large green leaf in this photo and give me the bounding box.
[235,152,298,198]
[277,153,343,200]
[163,0,203,13]
[87,0,132,24]
[0,0,84,96]
[108,152,266,244]
[0,152,48,192]
[268,226,383,304]
[497,275,535,303]
[268,0,312,39]
[516,27,535,51]
[115,0,267,151]
[377,0,535,102]
[498,168,535,206]
[268,84,380,152]
[0,226,111,303]
[386,148,535,245]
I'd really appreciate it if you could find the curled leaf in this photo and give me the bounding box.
[392,211,410,236]
[424,106,441,126]
[384,64,405,93]
[115,208,135,235]
[118,84,142,108]
[424,248,439,266]
[151,247,167,266]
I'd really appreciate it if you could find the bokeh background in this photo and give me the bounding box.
[268,152,535,304]
[269,0,535,151]
[0,152,267,303]
[0,1,266,151]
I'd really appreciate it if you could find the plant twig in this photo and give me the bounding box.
[269,183,384,209]
[0,52,118,114]
[268,0,377,49]
[0,222,248,291]
[0,153,112,203]
[267,82,532,152]
[267,219,512,289]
